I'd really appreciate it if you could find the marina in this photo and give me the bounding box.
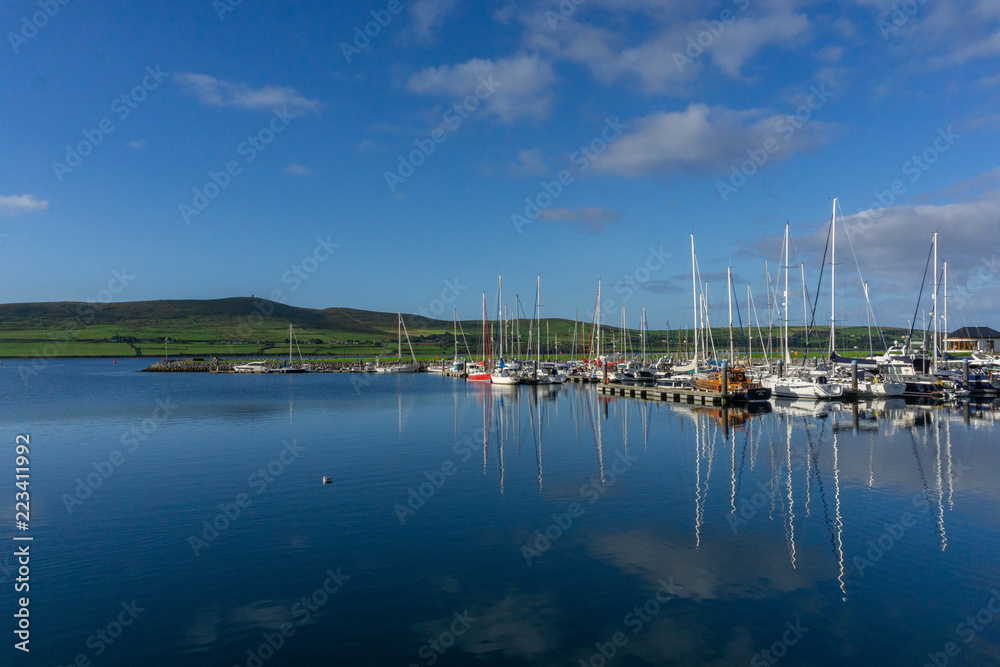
[8,2,1000,664]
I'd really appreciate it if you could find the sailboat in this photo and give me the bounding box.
[491,275,520,385]
[270,324,310,373]
[759,221,843,399]
[375,312,418,373]
[468,293,492,382]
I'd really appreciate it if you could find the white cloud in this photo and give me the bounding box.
[857,0,1000,69]
[174,73,319,113]
[592,103,840,176]
[748,192,1000,322]
[408,54,555,123]
[921,167,1000,201]
[129,140,146,150]
[512,1,810,94]
[284,164,312,175]
[410,0,459,43]
[709,12,810,77]
[509,147,549,176]
[0,194,48,215]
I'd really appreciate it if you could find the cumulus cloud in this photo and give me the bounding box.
[408,54,555,122]
[592,103,840,176]
[513,0,810,94]
[0,194,48,215]
[284,164,312,175]
[174,73,319,113]
[855,0,1000,69]
[410,0,459,42]
[747,191,1000,322]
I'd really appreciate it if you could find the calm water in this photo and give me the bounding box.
[1,359,999,666]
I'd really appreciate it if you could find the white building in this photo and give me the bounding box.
[946,326,999,353]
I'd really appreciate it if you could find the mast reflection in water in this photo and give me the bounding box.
[5,361,999,666]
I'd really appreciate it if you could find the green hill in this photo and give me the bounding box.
[0,297,915,359]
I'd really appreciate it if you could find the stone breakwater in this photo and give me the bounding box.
[142,360,389,372]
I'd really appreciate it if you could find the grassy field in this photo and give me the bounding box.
[0,297,921,359]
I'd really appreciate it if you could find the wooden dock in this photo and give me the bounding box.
[598,382,730,406]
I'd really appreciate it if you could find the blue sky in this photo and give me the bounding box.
[2,0,998,333]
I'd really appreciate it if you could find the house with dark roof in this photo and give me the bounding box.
[947,326,1000,353]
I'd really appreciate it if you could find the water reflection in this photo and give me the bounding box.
[10,360,999,666]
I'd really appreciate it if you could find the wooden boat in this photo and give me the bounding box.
[691,367,771,402]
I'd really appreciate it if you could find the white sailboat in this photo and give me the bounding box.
[491,275,520,385]
[270,324,310,373]
[376,312,418,373]
[759,220,842,399]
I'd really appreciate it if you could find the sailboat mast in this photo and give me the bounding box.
[498,274,503,362]
[932,231,938,373]
[865,282,873,357]
[783,222,790,365]
[515,295,521,358]
[801,263,807,359]
[482,292,489,367]
[943,262,948,357]
[765,260,772,360]
[728,265,734,363]
[642,306,647,362]
[830,198,837,354]
[691,235,698,364]
[597,280,602,360]
[536,275,541,363]
[572,308,578,361]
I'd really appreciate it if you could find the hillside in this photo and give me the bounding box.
[0,297,914,359]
